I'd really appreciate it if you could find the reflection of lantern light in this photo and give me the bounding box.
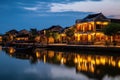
[118,60,120,68]
[87,56,91,62]
[90,64,94,73]
[61,57,66,64]
[78,58,82,62]
[111,61,116,67]
[96,58,100,65]
[48,51,54,58]
[74,57,78,63]
[36,51,40,58]
[91,59,95,64]
[77,63,81,71]
[57,54,62,60]
[100,57,106,65]
[44,55,46,63]
[9,47,15,54]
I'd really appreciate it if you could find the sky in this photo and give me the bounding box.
[0,0,120,34]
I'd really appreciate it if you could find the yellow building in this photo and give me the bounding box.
[74,13,111,45]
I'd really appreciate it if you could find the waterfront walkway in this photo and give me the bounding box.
[10,43,120,52]
[11,43,120,48]
[48,43,120,48]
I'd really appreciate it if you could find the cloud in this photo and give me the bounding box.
[19,2,51,12]
[50,1,100,12]
[50,66,89,80]
[24,67,38,74]
[37,12,91,17]
[18,0,102,12]
[17,0,120,18]
[49,0,120,18]
[23,7,38,11]
[107,15,120,19]
[103,75,120,80]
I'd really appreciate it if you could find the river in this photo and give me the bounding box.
[0,46,120,80]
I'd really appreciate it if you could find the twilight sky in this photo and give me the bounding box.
[0,0,120,33]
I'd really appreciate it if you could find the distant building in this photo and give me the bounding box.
[15,34,29,41]
[15,29,30,42]
[47,25,63,33]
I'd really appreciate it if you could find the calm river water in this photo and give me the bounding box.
[0,46,120,80]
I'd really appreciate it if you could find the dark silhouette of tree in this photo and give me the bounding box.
[29,28,38,42]
[103,23,120,36]
[103,23,120,45]
[65,26,75,44]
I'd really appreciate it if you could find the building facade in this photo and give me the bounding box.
[74,13,119,45]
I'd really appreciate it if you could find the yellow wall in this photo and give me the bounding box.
[48,36,54,43]
[76,22,95,32]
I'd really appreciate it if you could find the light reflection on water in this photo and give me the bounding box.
[1,46,120,80]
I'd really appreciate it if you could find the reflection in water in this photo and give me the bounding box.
[3,47,120,79]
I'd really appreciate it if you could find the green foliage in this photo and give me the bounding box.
[65,28,75,37]
[103,23,120,36]
[52,32,60,40]
[30,28,38,36]
[45,30,52,38]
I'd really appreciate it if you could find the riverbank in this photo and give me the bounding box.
[4,43,120,53]
[47,44,120,53]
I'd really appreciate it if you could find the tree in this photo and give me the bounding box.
[30,28,38,36]
[103,22,120,45]
[103,23,120,36]
[29,28,38,42]
[45,30,52,44]
[65,26,75,43]
[52,32,60,43]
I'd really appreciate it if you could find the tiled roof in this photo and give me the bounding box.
[84,13,102,19]
[76,13,109,23]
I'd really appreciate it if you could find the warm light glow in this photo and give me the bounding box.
[111,61,116,67]
[61,57,66,64]
[91,59,95,64]
[90,22,94,25]
[61,33,66,36]
[9,47,15,54]
[48,51,54,58]
[74,57,78,63]
[89,64,95,73]
[88,35,92,41]
[96,21,101,24]
[100,57,106,65]
[87,56,91,62]
[103,22,108,25]
[35,36,40,42]
[48,36,54,43]
[36,51,40,58]
[57,54,62,60]
[96,58,100,65]
[118,60,120,68]
[44,55,46,63]
[0,36,2,42]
